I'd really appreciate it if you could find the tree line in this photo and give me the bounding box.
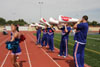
[0,17,28,26]
[88,21,100,26]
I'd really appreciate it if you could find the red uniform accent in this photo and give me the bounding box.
[43,18,46,22]
[49,30,52,33]
[61,16,72,21]
[44,30,46,32]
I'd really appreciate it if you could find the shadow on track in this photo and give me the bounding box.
[19,60,27,67]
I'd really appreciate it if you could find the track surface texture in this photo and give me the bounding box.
[0,31,90,67]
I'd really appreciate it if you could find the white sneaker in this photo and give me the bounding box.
[58,55,61,56]
[63,56,66,58]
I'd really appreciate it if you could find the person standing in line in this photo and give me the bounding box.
[41,25,48,47]
[47,25,55,52]
[99,29,100,34]
[35,26,41,45]
[57,23,71,58]
[73,15,88,67]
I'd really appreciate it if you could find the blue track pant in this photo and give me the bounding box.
[73,42,85,67]
[59,37,68,56]
[41,36,47,46]
[48,37,54,51]
[36,33,41,44]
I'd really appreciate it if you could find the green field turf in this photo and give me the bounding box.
[34,33,100,67]
[87,35,100,39]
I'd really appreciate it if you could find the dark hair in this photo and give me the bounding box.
[82,15,88,21]
[12,24,19,32]
[15,25,19,32]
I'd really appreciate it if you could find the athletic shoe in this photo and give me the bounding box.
[58,54,62,56]
[51,50,54,52]
[63,56,66,58]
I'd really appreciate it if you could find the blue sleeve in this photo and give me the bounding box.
[47,28,49,30]
[61,26,65,30]
[42,29,44,31]
[77,23,83,29]
[53,28,55,29]
[67,27,71,32]
[53,28,55,30]
[61,28,63,30]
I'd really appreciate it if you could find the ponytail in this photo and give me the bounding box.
[15,25,19,32]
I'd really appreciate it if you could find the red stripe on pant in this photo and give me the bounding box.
[74,42,79,67]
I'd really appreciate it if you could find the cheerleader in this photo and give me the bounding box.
[57,23,71,58]
[47,25,55,52]
[35,26,41,45]
[41,25,48,47]
[10,24,21,67]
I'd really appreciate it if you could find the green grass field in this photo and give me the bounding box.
[34,33,100,67]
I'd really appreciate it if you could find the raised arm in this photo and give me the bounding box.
[64,24,68,32]
[73,20,81,29]
[51,26,55,32]
[57,25,61,30]
[35,26,38,30]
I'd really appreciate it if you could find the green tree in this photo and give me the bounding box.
[0,17,28,26]
[7,20,13,25]
[6,19,28,26]
[14,19,28,26]
[87,21,92,25]
[0,17,6,25]
[91,21,98,26]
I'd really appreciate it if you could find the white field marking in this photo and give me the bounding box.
[0,36,10,67]
[27,34,36,43]
[87,37,100,40]
[28,34,61,67]
[24,41,32,67]
[1,51,10,67]
[55,38,100,55]
[0,37,9,46]
[40,48,61,67]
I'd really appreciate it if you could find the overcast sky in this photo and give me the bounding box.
[0,0,100,23]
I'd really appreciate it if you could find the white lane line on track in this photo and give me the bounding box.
[1,51,10,67]
[40,48,61,67]
[0,37,10,67]
[0,37,9,46]
[27,34,36,44]
[28,34,61,67]
[22,32,32,67]
[24,41,32,67]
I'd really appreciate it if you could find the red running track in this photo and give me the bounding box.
[0,31,90,67]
